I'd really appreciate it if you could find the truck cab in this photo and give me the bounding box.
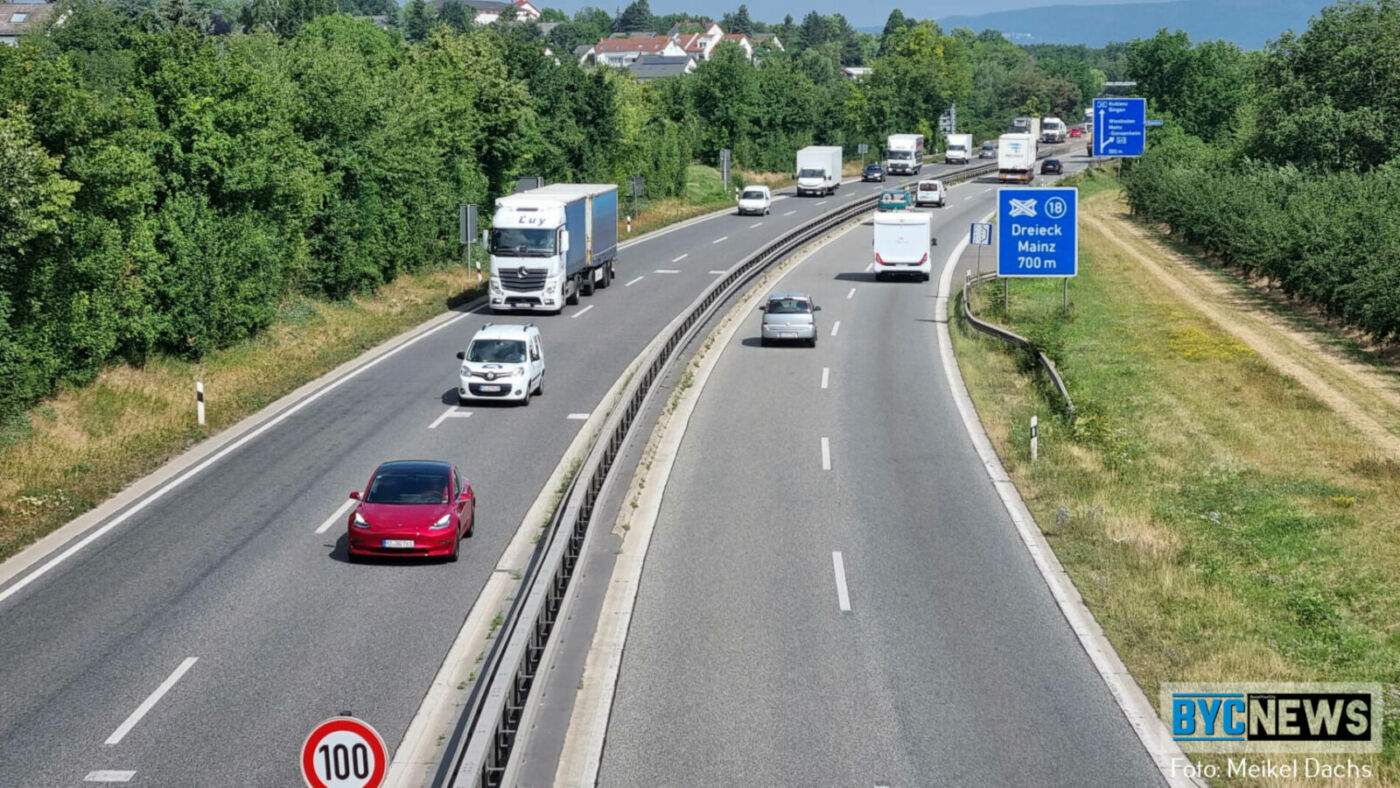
[488,184,617,314]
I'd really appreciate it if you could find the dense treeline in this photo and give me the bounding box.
[1122,0,1400,339]
[0,0,1104,422]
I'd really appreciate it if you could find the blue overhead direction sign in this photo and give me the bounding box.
[1093,97,1147,157]
[998,187,1078,278]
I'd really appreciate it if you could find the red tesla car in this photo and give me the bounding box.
[346,460,475,562]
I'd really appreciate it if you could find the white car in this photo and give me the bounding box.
[914,179,946,207]
[457,323,545,406]
[737,186,772,216]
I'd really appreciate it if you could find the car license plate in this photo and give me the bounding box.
[382,539,414,549]
[479,385,501,392]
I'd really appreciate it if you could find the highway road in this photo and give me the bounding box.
[0,156,983,785]
[596,154,1167,786]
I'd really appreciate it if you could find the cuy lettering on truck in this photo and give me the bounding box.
[997,133,1036,183]
[795,146,844,196]
[944,133,973,164]
[884,134,925,175]
[488,183,618,314]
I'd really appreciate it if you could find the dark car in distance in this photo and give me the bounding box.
[862,162,886,182]
[1040,158,1063,175]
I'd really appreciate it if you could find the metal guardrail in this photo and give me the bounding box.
[959,270,1076,416]
[434,159,1004,788]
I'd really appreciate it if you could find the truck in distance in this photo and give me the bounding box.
[944,133,973,164]
[998,134,1037,183]
[488,183,618,314]
[885,134,925,175]
[1041,117,1068,143]
[796,146,844,196]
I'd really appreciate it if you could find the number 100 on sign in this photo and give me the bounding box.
[301,717,388,788]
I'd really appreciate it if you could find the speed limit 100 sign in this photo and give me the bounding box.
[300,716,388,788]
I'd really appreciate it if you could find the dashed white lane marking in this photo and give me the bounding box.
[712,236,729,244]
[84,772,135,783]
[429,407,472,430]
[671,253,688,263]
[750,222,764,228]
[624,276,645,287]
[846,287,856,299]
[105,657,197,746]
[830,321,841,337]
[567,413,589,420]
[865,263,874,272]
[821,436,832,471]
[570,304,594,319]
[709,270,728,275]
[815,200,828,206]
[654,269,680,274]
[783,210,796,216]
[821,367,830,389]
[315,498,357,535]
[832,551,851,611]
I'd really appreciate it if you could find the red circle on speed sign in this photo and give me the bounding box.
[300,716,388,788]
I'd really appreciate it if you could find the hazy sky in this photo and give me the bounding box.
[543,0,1160,29]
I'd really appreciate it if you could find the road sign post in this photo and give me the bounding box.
[1092,97,1147,157]
[300,717,387,788]
[857,142,868,164]
[719,148,731,191]
[459,203,478,283]
[970,221,992,277]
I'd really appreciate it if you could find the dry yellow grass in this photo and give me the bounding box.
[951,174,1400,784]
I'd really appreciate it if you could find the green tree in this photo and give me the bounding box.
[689,41,758,164]
[402,0,431,42]
[720,4,754,35]
[614,0,653,33]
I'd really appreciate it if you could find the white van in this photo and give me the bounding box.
[914,179,946,207]
[873,211,935,281]
[456,323,545,406]
[737,185,772,216]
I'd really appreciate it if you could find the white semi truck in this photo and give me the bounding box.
[997,134,1037,183]
[488,183,618,314]
[1041,117,1068,143]
[796,146,844,196]
[884,134,925,175]
[944,133,973,164]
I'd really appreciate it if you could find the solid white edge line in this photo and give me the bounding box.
[623,276,644,287]
[671,254,688,263]
[935,210,1198,788]
[84,771,135,783]
[832,551,851,612]
[0,306,478,607]
[711,236,729,244]
[821,436,831,471]
[830,321,841,337]
[821,367,829,390]
[570,304,594,319]
[815,200,828,206]
[104,657,197,746]
[315,498,357,535]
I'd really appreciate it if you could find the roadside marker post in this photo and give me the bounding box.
[195,380,205,427]
[300,716,387,788]
[1031,415,1039,461]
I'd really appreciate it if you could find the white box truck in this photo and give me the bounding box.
[796,146,843,196]
[944,133,973,164]
[997,134,1036,183]
[873,210,935,281]
[488,183,618,314]
[1041,116,1067,143]
[884,134,924,175]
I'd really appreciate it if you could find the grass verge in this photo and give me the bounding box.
[951,171,1400,783]
[0,163,776,565]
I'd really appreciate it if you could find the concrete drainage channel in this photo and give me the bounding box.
[434,161,1003,788]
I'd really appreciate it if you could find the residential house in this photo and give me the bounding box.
[717,32,753,60]
[750,32,782,51]
[627,54,696,82]
[574,43,595,66]
[669,21,723,61]
[462,0,539,25]
[591,34,685,67]
[0,0,54,45]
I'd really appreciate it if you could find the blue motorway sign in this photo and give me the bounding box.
[1093,97,1147,157]
[997,187,1078,278]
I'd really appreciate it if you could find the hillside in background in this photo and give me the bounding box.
[939,0,1332,48]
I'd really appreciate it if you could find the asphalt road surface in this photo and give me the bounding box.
[598,154,1165,787]
[0,155,988,785]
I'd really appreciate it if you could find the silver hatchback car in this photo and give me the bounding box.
[760,292,819,347]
